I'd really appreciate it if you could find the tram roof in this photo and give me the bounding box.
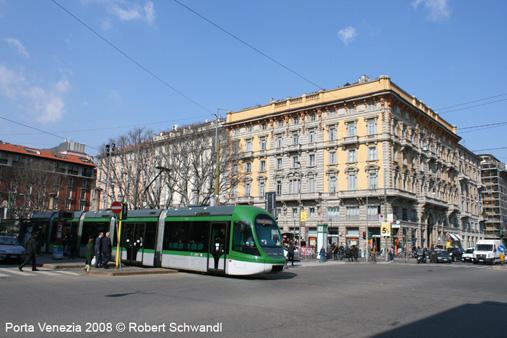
[123,209,164,218]
[84,210,114,219]
[32,211,58,219]
[166,205,236,218]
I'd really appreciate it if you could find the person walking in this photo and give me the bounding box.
[18,232,39,271]
[101,232,112,269]
[287,242,296,266]
[352,245,359,262]
[85,238,94,273]
[319,246,326,263]
[95,232,103,268]
[332,243,338,260]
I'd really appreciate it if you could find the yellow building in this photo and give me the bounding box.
[225,75,466,254]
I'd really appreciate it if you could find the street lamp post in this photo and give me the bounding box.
[295,161,302,246]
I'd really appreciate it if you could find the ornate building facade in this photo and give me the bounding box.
[225,75,483,253]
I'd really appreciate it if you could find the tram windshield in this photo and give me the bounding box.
[254,214,283,257]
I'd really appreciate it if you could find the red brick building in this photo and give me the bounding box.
[0,141,96,220]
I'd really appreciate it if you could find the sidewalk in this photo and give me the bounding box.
[35,253,178,276]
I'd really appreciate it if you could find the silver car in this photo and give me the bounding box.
[0,236,26,262]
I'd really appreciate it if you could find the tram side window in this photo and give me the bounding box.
[144,222,157,250]
[232,221,260,256]
[81,223,108,246]
[163,221,208,252]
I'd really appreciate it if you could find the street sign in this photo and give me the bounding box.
[498,245,506,253]
[379,214,385,223]
[381,223,391,237]
[300,211,307,222]
[111,201,122,215]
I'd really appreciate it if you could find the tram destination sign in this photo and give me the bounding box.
[111,201,122,215]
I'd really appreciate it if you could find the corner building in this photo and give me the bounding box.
[225,75,469,253]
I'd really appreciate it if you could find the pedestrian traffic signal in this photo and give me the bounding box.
[362,231,366,239]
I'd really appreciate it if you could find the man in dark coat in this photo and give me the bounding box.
[18,232,39,271]
[95,232,103,268]
[287,242,296,266]
[101,232,112,269]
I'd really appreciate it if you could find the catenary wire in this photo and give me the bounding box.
[436,93,507,111]
[172,0,323,91]
[50,0,213,115]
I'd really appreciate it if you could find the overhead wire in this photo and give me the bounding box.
[50,0,213,115]
[172,0,323,91]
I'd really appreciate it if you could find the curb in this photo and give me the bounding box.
[87,268,178,276]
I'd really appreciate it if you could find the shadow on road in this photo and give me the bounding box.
[373,301,506,337]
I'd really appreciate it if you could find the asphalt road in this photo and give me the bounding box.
[0,261,505,338]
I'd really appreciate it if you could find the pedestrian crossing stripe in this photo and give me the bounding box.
[7,269,36,276]
[53,270,80,275]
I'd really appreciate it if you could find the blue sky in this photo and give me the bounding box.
[1,0,506,160]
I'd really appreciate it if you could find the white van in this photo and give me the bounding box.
[473,240,504,264]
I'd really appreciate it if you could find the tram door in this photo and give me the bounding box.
[122,223,145,265]
[208,222,227,273]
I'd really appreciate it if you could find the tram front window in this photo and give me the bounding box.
[254,215,283,258]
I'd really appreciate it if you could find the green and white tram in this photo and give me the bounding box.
[116,205,286,275]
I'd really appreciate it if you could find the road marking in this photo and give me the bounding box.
[0,273,10,278]
[53,270,80,275]
[35,270,59,276]
[6,269,36,276]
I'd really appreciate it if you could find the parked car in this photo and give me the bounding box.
[429,250,452,263]
[461,247,475,262]
[449,247,464,261]
[0,236,26,262]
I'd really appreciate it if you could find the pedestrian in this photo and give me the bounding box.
[18,232,39,271]
[95,232,103,268]
[85,238,94,273]
[287,242,296,266]
[332,243,338,260]
[352,245,359,262]
[319,246,326,263]
[370,245,377,262]
[101,232,112,269]
[389,247,395,261]
[339,243,344,261]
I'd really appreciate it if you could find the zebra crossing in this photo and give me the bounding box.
[0,267,81,278]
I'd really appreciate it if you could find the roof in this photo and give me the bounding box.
[0,143,96,167]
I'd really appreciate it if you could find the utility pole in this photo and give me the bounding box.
[214,109,220,206]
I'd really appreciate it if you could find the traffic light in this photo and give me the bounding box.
[121,203,128,220]
[362,231,366,239]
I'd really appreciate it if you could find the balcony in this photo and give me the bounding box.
[341,136,359,146]
[286,144,301,152]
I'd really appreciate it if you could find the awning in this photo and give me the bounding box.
[447,233,458,241]
[455,234,463,241]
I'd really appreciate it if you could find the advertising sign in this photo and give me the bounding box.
[381,223,391,237]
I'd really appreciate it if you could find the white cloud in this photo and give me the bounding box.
[108,89,120,104]
[412,0,451,22]
[337,26,357,45]
[5,38,30,59]
[107,1,155,25]
[0,65,70,123]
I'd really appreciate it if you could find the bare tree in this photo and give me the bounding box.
[2,160,64,219]
[156,121,242,207]
[96,127,155,209]
[96,122,242,210]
